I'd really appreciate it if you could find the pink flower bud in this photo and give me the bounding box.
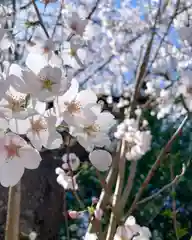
[92,197,98,204]
[94,208,103,220]
[68,210,80,219]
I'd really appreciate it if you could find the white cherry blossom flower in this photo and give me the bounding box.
[115,118,152,161]
[10,54,69,102]
[55,167,78,190]
[0,86,45,119]
[61,41,86,69]
[9,112,63,151]
[54,78,97,126]
[179,70,192,111]
[114,216,151,240]
[62,153,80,171]
[0,132,41,187]
[26,38,55,60]
[70,109,115,152]
[65,11,88,37]
[89,149,112,171]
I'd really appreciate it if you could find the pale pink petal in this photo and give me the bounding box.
[41,130,62,149]
[26,53,48,74]
[27,131,42,151]
[9,118,31,134]
[76,89,97,106]
[0,159,24,187]
[19,147,41,169]
[89,150,112,171]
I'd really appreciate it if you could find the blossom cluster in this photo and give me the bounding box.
[115,117,152,161]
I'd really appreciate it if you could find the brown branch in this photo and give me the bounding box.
[170,162,179,240]
[63,190,70,240]
[5,182,21,240]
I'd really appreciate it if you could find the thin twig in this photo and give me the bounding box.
[106,140,126,240]
[63,190,70,240]
[32,0,49,38]
[137,163,187,205]
[118,161,138,210]
[170,162,179,240]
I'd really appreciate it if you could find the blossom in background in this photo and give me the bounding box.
[65,11,88,37]
[179,70,192,111]
[62,152,80,171]
[26,38,55,61]
[89,149,112,171]
[68,210,80,219]
[114,216,151,240]
[70,108,115,152]
[0,132,41,187]
[55,167,78,190]
[61,40,86,69]
[115,118,152,161]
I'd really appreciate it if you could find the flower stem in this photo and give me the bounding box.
[5,182,21,240]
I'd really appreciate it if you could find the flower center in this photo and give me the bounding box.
[43,46,50,53]
[66,101,81,114]
[4,141,21,158]
[84,124,100,136]
[7,95,26,112]
[70,48,76,56]
[30,118,47,133]
[42,79,54,91]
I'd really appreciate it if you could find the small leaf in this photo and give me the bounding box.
[176,228,188,239]
[161,209,173,218]
[88,206,95,215]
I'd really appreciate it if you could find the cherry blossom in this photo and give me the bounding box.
[114,216,151,240]
[61,40,86,69]
[0,132,41,187]
[0,86,44,119]
[55,167,78,190]
[9,113,63,151]
[115,118,152,161]
[10,54,68,102]
[62,153,80,171]
[54,78,97,126]
[70,108,115,152]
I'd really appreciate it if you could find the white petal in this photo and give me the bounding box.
[28,99,46,115]
[89,150,112,171]
[96,111,115,130]
[0,117,8,131]
[9,118,31,134]
[61,78,79,103]
[77,136,94,152]
[19,147,41,169]
[76,89,97,106]
[0,159,24,187]
[26,53,48,74]
[0,138,7,167]
[40,130,62,149]
[27,131,42,151]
